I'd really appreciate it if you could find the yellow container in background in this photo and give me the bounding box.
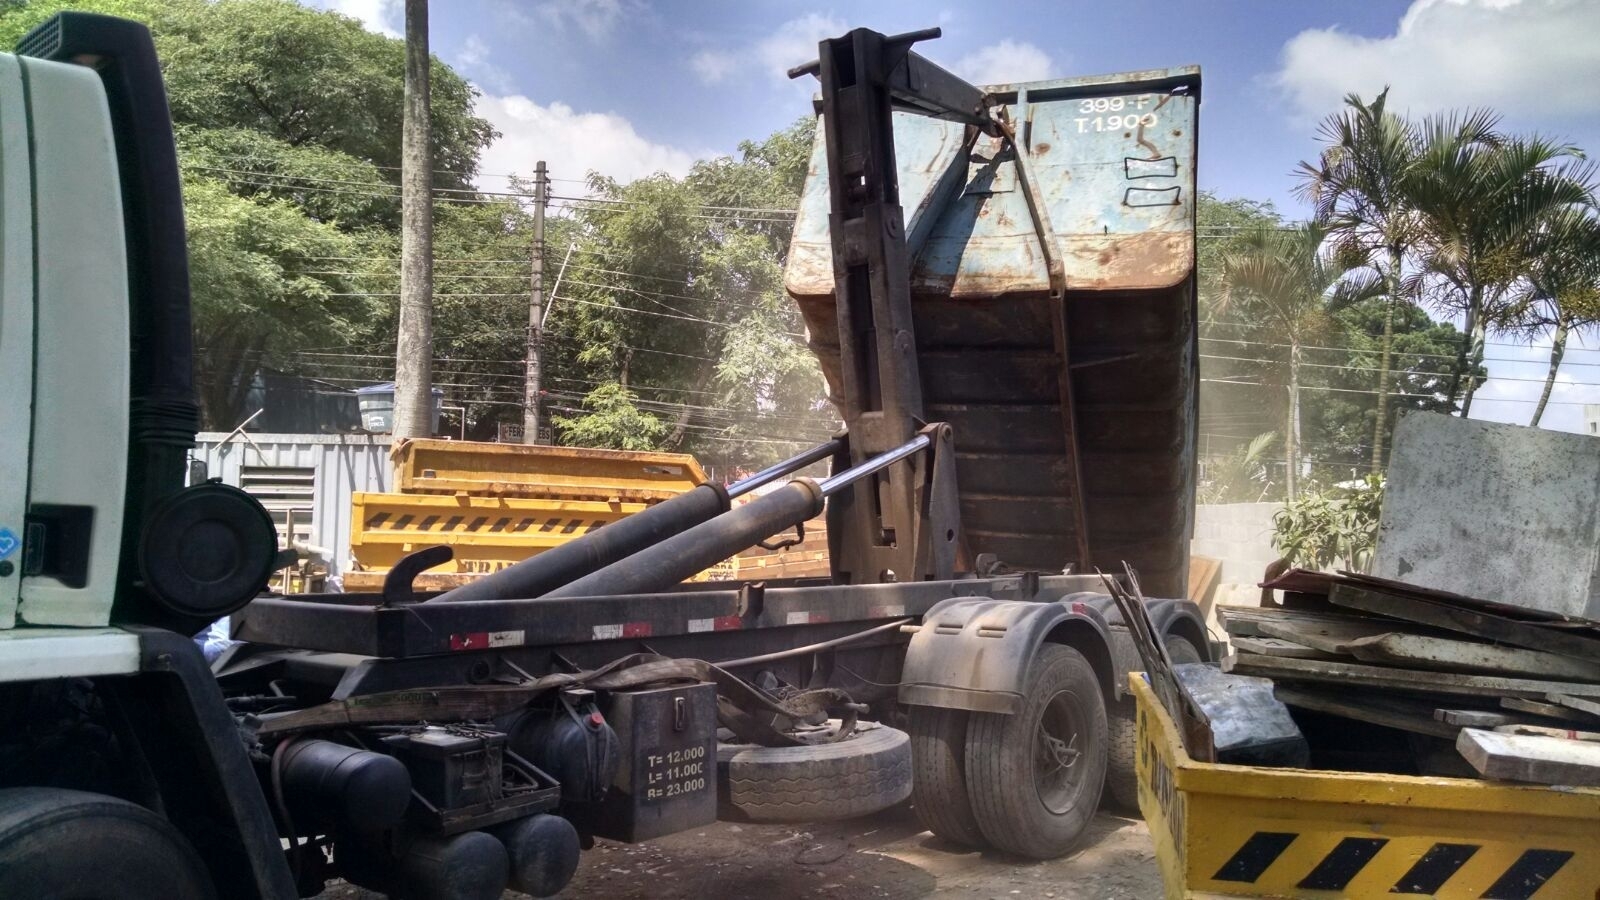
[348,491,651,577]
[391,438,706,503]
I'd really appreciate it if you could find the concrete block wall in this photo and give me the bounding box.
[1191,502,1283,604]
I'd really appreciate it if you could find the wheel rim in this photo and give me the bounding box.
[1033,689,1086,815]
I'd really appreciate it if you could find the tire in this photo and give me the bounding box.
[1105,635,1204,814]
[907,706,985,847]
[717,720,912,824]
[0,787,215,900]
[964,644,1108,860]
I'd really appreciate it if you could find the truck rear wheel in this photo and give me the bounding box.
[964,644,1107,859]
[0,787,215,900]
[907,705,986,847]
[1105,635,1203,814]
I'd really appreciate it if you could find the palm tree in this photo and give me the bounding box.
[1199,431,1278,504]
[1218,225,1381,498]
[1405,121,1593,414]
[1511,206,1600,426]
[1296,90,1423,472]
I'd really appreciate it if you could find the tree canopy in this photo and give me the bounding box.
[543,118,833,468]
[1,0,497,429]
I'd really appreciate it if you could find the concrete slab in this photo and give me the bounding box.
[1375,411,1600,620]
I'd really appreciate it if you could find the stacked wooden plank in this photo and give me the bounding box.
[1217,570,1600,786]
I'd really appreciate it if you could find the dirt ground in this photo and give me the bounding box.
[320,808,1162,899]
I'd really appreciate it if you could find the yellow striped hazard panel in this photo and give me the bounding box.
[362,511,605,537]
[1211,833,1572,898]
[1130,676,1600,899]
[348,492,650,574]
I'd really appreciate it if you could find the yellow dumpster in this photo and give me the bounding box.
[391,439,707,503]
[348,491,652,578]
[344,440,715,592]
[1132,675,1600,899]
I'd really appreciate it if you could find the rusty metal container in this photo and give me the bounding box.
[785,67,1200,596]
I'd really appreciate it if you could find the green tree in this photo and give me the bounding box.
[550,117,833,464]
[1405,120,1594,413]
[182,175,373,425]
[1196,193,1287,466]
[1296,89,1424,472]
[552,383,667,451]
[1198,431,1278,504]
[1304,300,1480,477]
[1509,206,1600,426]
[1197,191,1282,303]
[0,0,497,427]
[1217,225,1379,497]
[327,199,569,440]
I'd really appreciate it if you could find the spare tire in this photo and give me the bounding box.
[717,720,912,824]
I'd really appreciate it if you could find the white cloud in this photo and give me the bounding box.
[316,0,400,38]
[535,0,626,40]
[454,34,514,94]
[689,14,845,86]
[690,50,739,85]
[473,94,705,190]
[1275,0,1600,121]
[755,14,846,80]
[459,34,489,68]
[952,40,1057,86]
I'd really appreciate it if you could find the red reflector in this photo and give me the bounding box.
[1071,601,1088,615]
[588,712,605,727]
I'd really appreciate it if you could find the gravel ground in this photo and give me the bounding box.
[318,807,1163,899]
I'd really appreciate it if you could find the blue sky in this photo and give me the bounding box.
[311,0,1600,434]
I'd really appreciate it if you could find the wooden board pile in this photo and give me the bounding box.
[1218,570,1600,787]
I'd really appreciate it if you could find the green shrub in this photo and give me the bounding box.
[1271,474,1384,572]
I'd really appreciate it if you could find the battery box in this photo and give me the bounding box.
[572,681,717,842]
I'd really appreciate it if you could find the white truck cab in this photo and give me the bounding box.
[0,43,131,631]
[0,13,294,899]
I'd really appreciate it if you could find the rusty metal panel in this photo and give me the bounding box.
[786,67,1200,301]
[786,66,1200,597]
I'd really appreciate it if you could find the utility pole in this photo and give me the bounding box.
[522,160,548,444]
[393,0,434,439]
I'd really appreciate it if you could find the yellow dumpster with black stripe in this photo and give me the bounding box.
[347,492,654,585]
[391,439,706,502]
[343,441,717,592]
[1132,676,1600,900]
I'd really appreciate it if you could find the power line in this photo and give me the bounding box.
[1199,352,1600,388]
[1205,317,1599,354]
[1202,377,1596,406]
[186,160,804,219]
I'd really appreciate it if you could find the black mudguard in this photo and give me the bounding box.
[898,596,1117,715]
[1067,592,1211,701]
